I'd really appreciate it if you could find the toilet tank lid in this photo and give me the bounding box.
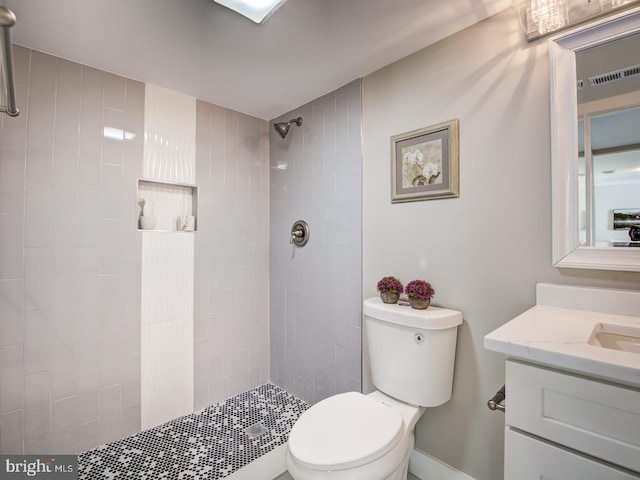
[364,297,462,329]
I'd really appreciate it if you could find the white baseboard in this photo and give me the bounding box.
[409,449,476,480]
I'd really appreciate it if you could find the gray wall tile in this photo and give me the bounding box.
[76,419,99,453]
[120,405,141,438]
[120,352,140,409]
[0,214,24,280]
[24,185,53,247]
[100,164,123,220]
[0,48,143,454]
[26,121,54,186]
[99,385,121,444]
[24,433,51,454]
[56,59,81,102]
[270,80,363,405]
[78,131,102,189]
[52,397,76,434]
[0,344,24,413]
[193,101,270,405]
[76,362,99,426]
[23,371,51,439]
[24,247,54,311]
[99,330,121,388]
[76,190,100,248]
[0,148,25,214]
[52,128,79,218]
[51,337,75,401]
[28,52,56,124]
[102,109,124,166]
[104,74,126,112]
[0,280,24,346]
[23,310,51,375]
[79,71,104,136]
[0,409,24,454]
[75,306,100,365]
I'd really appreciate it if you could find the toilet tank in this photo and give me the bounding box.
[364,297,463,407]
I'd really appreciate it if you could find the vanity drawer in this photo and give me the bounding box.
[506,360,640,473]
[505,428,639,480]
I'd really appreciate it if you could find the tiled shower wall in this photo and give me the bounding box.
[194,101,270,409]
[0,45,271,454]
[140,85,196,429]
[269,79,363,405]
[0,41,353,454]
[0,46,143,453]
[193,101,270,408]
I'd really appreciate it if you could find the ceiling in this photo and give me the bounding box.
[4,0,514,120]
[576,31,640,105]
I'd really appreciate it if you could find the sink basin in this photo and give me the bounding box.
[589,324,640,354]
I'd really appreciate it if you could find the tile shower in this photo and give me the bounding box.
[0,47,144,453]
[269,80,363,405]
[0,44,363,464]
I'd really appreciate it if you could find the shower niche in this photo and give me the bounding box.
[136,178,198,232]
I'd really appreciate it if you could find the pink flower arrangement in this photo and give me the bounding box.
[405,279,435,300]
[376,276,404,294]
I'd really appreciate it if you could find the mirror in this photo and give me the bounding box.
[550,5,640,271]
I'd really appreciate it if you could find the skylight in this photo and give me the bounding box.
[213,0,288,24]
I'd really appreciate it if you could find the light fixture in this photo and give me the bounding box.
[214,0,288,23]
[523,0,638,40]
[529,0,568,35]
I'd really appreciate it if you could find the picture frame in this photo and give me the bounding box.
[391,119,459,203]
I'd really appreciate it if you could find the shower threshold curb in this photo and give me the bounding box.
[78,383,309,480]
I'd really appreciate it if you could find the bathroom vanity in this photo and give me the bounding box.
[485,284,640,479]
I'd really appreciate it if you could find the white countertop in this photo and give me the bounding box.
[484,304,640,388]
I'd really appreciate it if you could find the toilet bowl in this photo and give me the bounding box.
[286,390,425,480]
[286,298,463,480]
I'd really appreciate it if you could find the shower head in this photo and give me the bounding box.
[274,117,302,139]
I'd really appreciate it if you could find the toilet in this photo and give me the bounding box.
[286,297,463,480]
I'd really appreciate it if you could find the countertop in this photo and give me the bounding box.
[484,304,640,388]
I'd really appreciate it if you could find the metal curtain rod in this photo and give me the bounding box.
[0,6,19,117]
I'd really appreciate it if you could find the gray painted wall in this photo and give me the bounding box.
[270,79,363,405]
[362,8,640,480]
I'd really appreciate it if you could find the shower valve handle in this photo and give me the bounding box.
[290,228,304,243]
[289,220,310,247]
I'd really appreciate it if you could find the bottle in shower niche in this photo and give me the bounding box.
[140,197,157,230]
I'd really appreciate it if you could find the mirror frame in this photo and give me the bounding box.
[550,6,640,272]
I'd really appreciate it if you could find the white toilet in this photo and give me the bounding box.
[286,297,463,480]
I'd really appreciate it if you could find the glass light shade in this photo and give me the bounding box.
[214,0,288,23]
[530,0,568,34]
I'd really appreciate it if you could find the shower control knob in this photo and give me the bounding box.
[290,220,310,247]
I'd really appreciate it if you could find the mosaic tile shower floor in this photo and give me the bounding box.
[78,383,309,480]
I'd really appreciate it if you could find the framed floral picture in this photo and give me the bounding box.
[390,119,459,203]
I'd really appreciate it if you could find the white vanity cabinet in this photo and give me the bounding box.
[484,284,640,480]
[504,360,640,479]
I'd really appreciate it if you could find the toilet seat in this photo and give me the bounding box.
[288,391,404,471]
